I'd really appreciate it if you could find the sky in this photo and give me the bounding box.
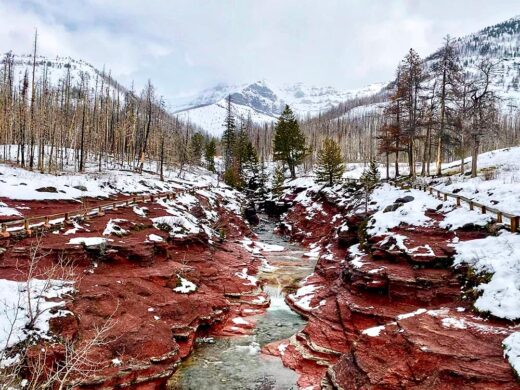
[0,0,519,107]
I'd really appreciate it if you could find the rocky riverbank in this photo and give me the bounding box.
[263,180,520,389]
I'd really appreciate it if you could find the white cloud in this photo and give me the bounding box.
[0,0,519,104]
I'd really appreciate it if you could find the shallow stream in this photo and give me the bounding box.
[167,216,316,390]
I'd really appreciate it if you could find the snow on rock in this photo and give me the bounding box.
[439,206,493,230]
[132,206,148,217]
[0,201,21,217]
[453,231,520,320]
[367,184,441,236]
[232,317,250,325]
[235,268,258,286]
[102,219,128,236]
[503,332,520,376]
[67,237,109,247]
[173,276,197,294]
[362,325,386,337]
[147,234,164,242]
[288,284,324,311]
[152,215,200,238]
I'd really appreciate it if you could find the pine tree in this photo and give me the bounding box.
[273,105,307,179]
[399,49,425,178]
[315,137,345,186]
[241,140,260,190]
[271,165,286,198]
[190,132,204,165]
[221,95,236,171]
[433,36,461,176]
[204,138,217,172]
[360,160,380,214]
[223,167,241,188]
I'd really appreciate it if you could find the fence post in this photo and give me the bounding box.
[511,216,519,232]
[64,213,70,222]
[468,201,474,211]
[44,216,50,228]
[97,207,105,216]
[429,187,433,195]
[0,224,8,238]
[456,196,461,206]
[496,213,503,224]
[443,193,448,201]
[481,205,486,214]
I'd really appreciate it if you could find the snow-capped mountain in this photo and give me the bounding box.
[2,54,128,100]
[173,80,385,135]
[448,15,520,106]
[335,15,520,122]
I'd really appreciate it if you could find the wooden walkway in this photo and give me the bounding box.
[0,186,210,238]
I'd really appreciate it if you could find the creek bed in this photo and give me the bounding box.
[167,216,316,390]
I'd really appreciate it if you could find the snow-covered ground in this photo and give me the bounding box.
[432,147,520,216]
[0,150,217,201]
[0,279,74,366]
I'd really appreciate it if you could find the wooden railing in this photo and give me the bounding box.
[342,177,519,233]
[0,185,211,238]
[410,184,519,233]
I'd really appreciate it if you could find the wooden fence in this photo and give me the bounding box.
[343,177,519,232]
[410,184,519,233]
[0,185,210,238]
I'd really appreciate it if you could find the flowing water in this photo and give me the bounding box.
[167,216,316,390]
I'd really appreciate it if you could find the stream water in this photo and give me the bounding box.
[167,216,316,390]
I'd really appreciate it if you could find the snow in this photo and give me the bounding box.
[133,206,148,217]
[453,231,520,320]
[441,317,467,329]
[362,325,386,337]
[433,147,520,218]
[288,284,324,311]
[396,308,427,320]
[0,278,74,365]
[173,276,197,294]
[232,317,250,325]
[67,237,108,247]
[438,207,492,230]
[367,184,441,236]
[147,234,164,242]
[111,358,123,367]
[503,332,520,376]
[235,268,258,286]
[0,202,21,217]
[348,244,365,268]
[102,219,127,236]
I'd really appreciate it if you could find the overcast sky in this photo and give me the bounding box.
[1,0,519,106]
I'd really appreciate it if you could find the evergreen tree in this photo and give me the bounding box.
[360,160,380,214]
[190,132,204,165]
[204,138,217,172]
[255,156,269,200]
[241,140,260,190]
[271,165,286,198]
[221,94,236,171]
[433,36,461,176]
[273,105,307,179]
[223,167,241,188]
[315,137,345,186]
[399,48,425,178]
